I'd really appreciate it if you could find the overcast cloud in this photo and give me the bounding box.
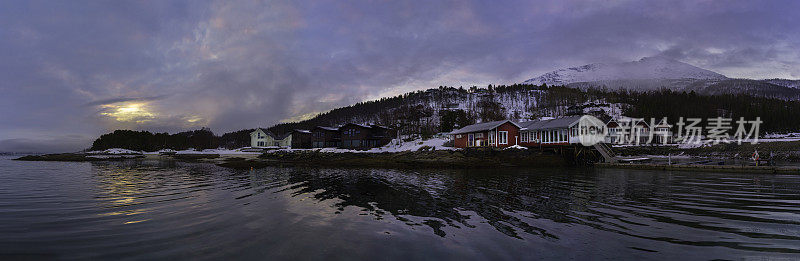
[1,0,798,152]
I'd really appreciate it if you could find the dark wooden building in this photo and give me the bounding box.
[311,126,341,148]
[340,123,396,149]
[289,129,313,149]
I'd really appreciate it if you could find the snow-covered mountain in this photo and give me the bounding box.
[521,56,800,99]
[765,79,800,89]
[523,56,727,87]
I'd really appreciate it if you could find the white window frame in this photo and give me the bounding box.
[499,131,508,144]
[521,131,528,142]
[476,133,484,138]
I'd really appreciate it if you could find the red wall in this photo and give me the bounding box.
[452,122,520,148]
[495,122,519,148]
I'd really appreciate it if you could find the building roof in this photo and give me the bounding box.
[274,132,291,140]
[342,123,371,129]
[251,128,277,138]
[519,115,583,131]
[293,129,311,134]
[448,120,521,135]
[314,126,339,131]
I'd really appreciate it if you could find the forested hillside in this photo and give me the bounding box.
[270,84,800,135]
[90,84,800,151]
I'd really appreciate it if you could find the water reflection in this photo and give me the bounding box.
[242,166,800,253]
[2,156,800,260]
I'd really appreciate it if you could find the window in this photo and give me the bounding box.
[456,134,462,138]
[476,133,483,138]
[499,131,508,144]
[521,131,528,142]
[468,134,475,147]
[258,141,264,146]
[488,132,494,144]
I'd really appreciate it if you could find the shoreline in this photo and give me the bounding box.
[223,149,568,169]
[611,141,800,162]
[13,149,570,169]
[13,146,800,174]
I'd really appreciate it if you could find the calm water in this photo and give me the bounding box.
[2,156,800,260]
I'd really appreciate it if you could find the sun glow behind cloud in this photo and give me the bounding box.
[96,101,209,130]
[100,103,156,123]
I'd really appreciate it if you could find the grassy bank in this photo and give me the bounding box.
[613,141,800,162]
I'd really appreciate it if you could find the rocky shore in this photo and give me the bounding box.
[219,148,568,169]
[13,148,568,169]
[15,153,146,161]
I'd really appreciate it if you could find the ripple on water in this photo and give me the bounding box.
[1,157,800,259]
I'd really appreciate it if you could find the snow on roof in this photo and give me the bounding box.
[519,115,583,130]
[315,126,339,131]
[293,129,311,134]
[342,123,371,129]
[448,120,521,135]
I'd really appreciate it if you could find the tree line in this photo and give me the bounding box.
[89,128,254,152]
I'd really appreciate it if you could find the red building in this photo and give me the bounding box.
[449,120,521,148]
[449,116,585,149]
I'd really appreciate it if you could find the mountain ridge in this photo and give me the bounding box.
[521,56,800,97]
[523,56,728,87]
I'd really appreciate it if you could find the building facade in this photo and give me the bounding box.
[449,116,586,149]
[311,126,341,148]
[340,124,396,149]
[250,128,279,147]
[449,120,521,148]
[251,124,396,150]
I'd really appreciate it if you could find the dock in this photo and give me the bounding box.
[596,162,800,174]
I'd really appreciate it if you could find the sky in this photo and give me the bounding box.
[1,0,799,152]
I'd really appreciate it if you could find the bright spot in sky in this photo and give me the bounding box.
[100,103,156,123]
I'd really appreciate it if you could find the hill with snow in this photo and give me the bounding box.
[522,56,800,98]
[765,79,800,89]
[524,56,727,87]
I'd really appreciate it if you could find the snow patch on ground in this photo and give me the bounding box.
[86,148,143,155]
[269,138,455,154]
[135,148,260,155]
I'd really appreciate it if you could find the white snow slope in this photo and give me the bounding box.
[523,56,727,86]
